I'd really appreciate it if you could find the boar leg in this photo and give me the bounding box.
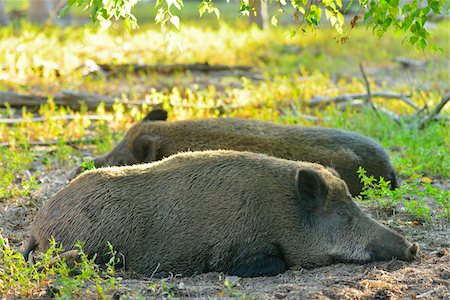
[226,253,286,277]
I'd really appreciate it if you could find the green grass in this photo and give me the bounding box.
[356,167,449,222]
[0,234,119,298]
[0,147,38,199]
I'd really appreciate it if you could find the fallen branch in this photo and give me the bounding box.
[309,92,418,109]
[416,288,437,299]
[393,57,428,69]
[0,90,244,112]
[335,99,402,124]
[95,62,253,76]
[373,104,401,125]
[275,103,320,122]
[0,139,96,148]
[0,90,150,111]
[288,101,320,121]
[336,99,364,110]
[0,115,112,124]
[419,93,450,129]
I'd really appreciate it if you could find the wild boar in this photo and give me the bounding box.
[78,109,397,196]
[25,150,418,277]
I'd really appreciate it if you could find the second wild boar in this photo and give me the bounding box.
[79,109,398,196]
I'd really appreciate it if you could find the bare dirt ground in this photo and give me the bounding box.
[1,147,449,299]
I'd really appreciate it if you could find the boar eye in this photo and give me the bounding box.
[337,210,348,216]
[337,209,353,223]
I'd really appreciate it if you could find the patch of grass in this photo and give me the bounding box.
[80,158,96,173]
[0,234,119,298]
[148,280,178,298]
[219,277,255,299]
[0,147,39,200]
[356,167,449,222]
[321,105,450,178]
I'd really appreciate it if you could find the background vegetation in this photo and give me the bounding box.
[0,1,448,298]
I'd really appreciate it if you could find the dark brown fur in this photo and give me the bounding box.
[26,151,417,277]
[83,111,398,196]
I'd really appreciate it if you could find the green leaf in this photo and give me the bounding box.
[123,18,132,31]
[166,0,175,9]
[382,17,392,31]
[170,15,180,29]
[402,3,411,13]
[271,15,278,26]
[213,7,220,19]
[430,1,441,14]
[420,15,427,26]
[173,0,183,10]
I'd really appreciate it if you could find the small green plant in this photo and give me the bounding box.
[94,122,115,155]
[220,277,255,299]
[356,167,449,222]
[403,199,432,221]
[0,234,119,298]
[80,158,96,173]
[223,277,238,296]
[148,280,177,298]
[356,167,396,210]
[0,148,39,199]
[53,137,77,167]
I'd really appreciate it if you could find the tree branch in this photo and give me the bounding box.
[309,92,418,109]
[0,139,96,148]
[0,115,112,124]
[419,93,450,129]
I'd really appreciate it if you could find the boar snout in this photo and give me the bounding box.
[404,242,420,261]
[368,231,420,262]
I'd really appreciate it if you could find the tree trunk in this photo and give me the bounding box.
[0,0,10,26]
[28,0,70,25]
[249,0,269,30]
[29,0,53,23]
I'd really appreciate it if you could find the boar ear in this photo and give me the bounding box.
[132,134,161,163]
[296,169,328,211]
[142,109,168,122]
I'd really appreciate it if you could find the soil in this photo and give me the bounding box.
[1,147,449,299]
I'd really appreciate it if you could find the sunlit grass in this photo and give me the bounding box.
[0,234,119,298]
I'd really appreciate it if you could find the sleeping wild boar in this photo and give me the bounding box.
[25,150,418,277]
[77,109,398,196]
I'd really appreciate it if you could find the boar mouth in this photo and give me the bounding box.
[368,242,420,262]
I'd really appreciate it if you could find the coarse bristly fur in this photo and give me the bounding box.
[25,150,418,278]
[83,109,398,196]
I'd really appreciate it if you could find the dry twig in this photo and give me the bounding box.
[419,93,450,129]
[0,115,112,124]
[359,63,379,116]
[309,92,418,109]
